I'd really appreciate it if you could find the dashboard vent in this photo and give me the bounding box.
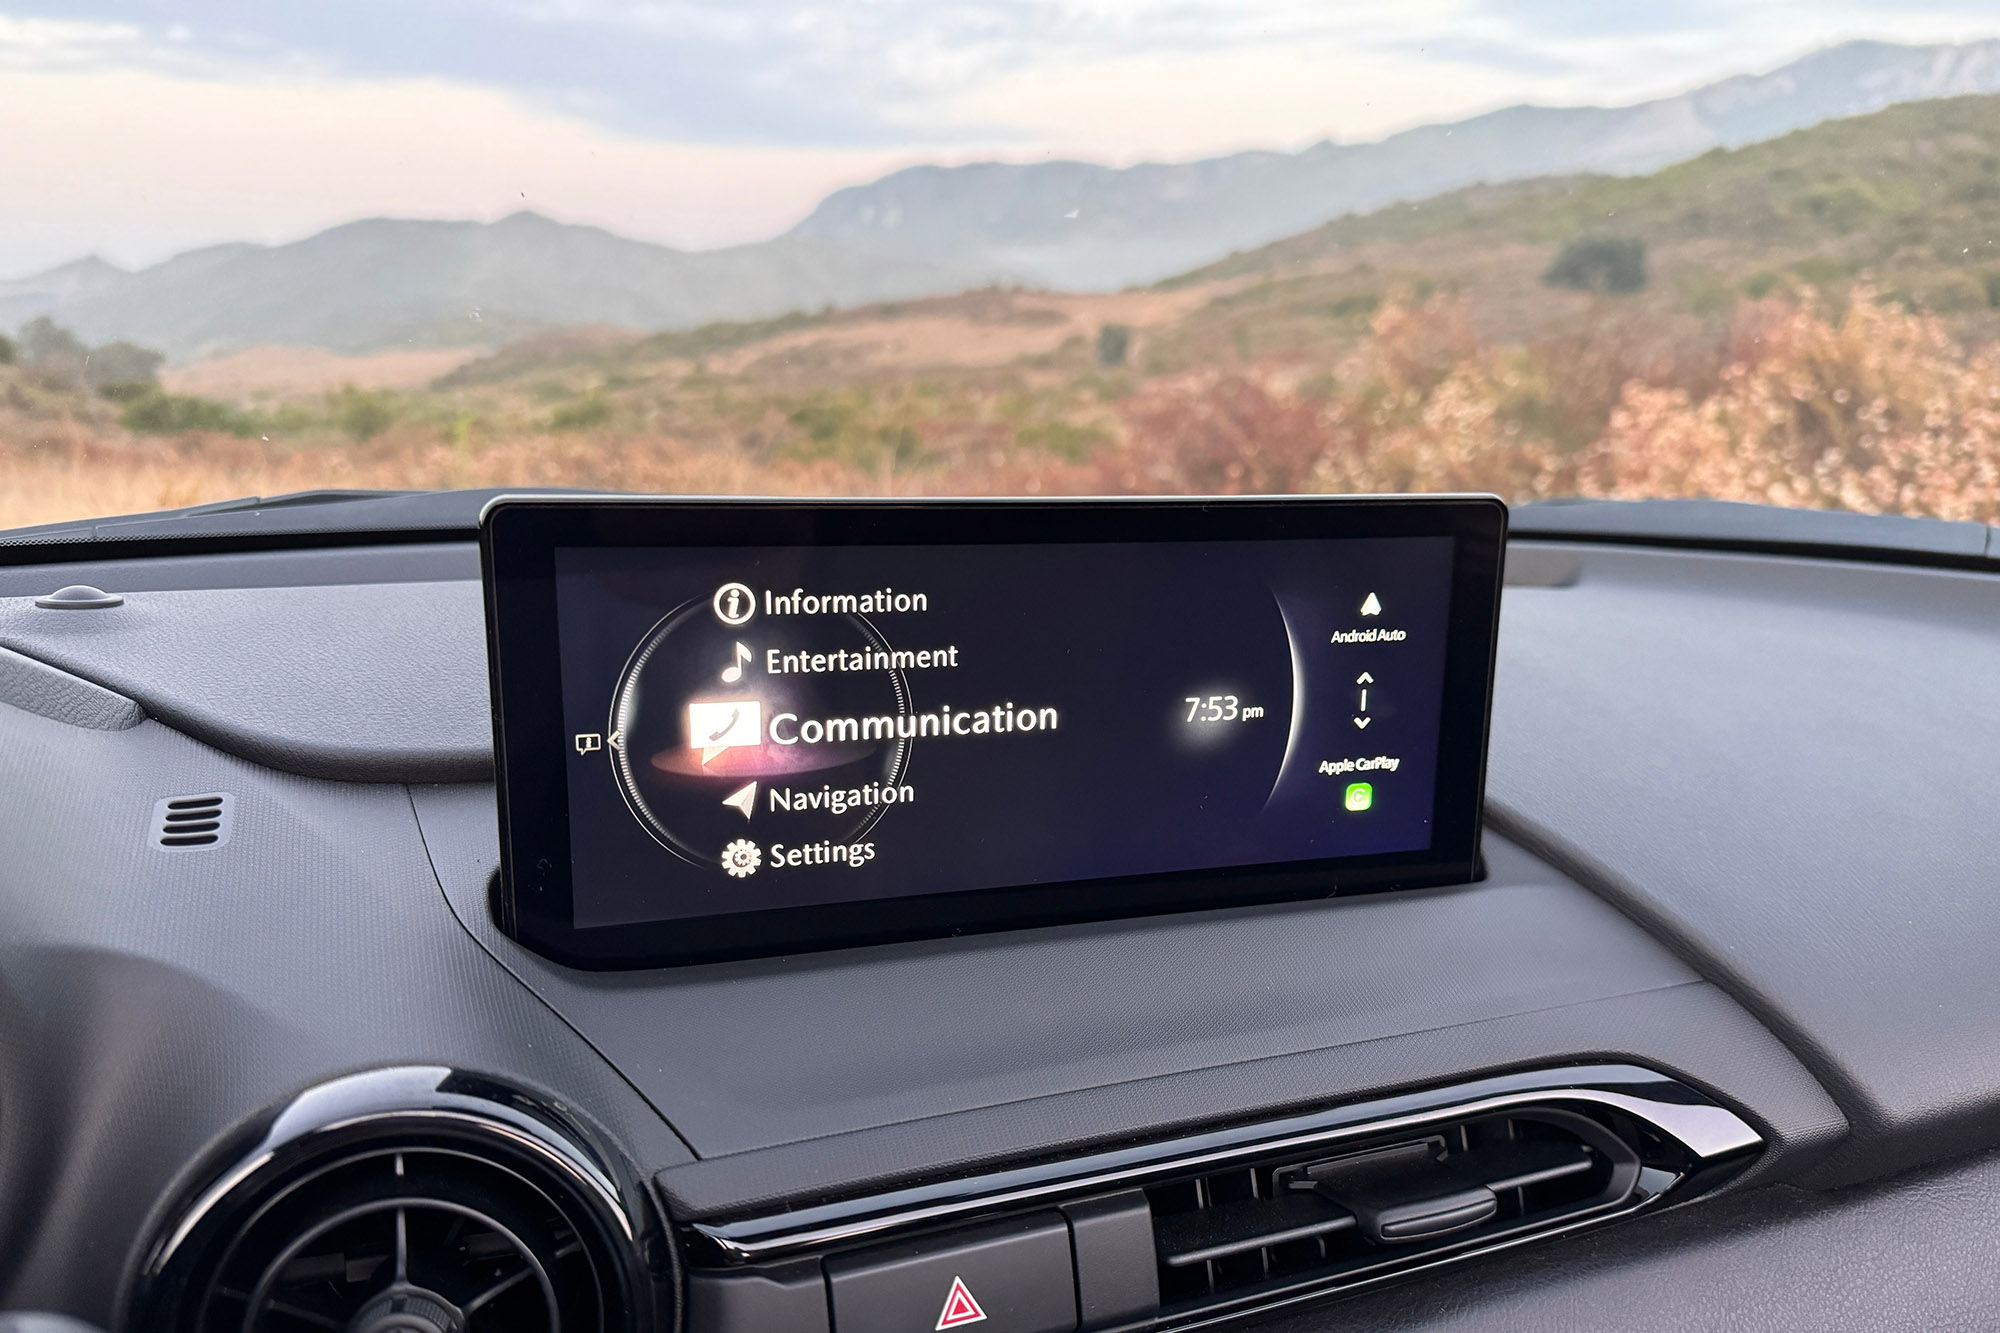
[686,1067,1757,1332]
[133,1068,662,1333]
[154,793,233,850]
[194,1145,605,1332]
[1146,1107,1641,1319]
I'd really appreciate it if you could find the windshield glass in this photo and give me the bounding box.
[6,6,1999,528]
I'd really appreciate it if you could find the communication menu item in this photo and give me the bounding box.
[482,497,1507,968]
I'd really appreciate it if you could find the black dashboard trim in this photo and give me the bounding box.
[689,1063,1759,1263]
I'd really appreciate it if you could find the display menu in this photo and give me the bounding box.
[551,536,1457,930]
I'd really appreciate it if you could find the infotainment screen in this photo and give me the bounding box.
[482,497,1506,968]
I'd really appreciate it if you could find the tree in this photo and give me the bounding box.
[18,316,89,382]
[1097,324,1131,368]
[1543,236,1648,294]
[0,333,14,365]
[85,340,165,393]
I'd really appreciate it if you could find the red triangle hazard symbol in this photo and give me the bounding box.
[935,1275,987,1329]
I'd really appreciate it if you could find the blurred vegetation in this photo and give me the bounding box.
[549,391,612,432]
[329,385,398,441]
[119,391,261,437]
[86,340,165,394]
[1096,324,1131,367]
[1543,236,1648,292]
[9,317,166,396]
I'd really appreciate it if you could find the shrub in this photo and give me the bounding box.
[549,393,612,432]
[329,385,398,441]
[85,340,165,394]
[1579,290,2000,522]
[1096,324,1131,367]
[119,391,259,437]
[0,333,13,365]
[1014,420,1108,461]
[18,316,89,383]
[1543,236,1648,293]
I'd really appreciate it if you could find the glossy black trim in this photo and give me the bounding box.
[481,494,1508,969]
[686,1063,1759,1264]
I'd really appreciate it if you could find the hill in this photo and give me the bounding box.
[9,37,2000,360]
[791,38,2000,290]
[1168,89,2000,330]
[0,213,985,361]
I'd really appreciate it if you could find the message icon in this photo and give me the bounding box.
[688,700,763,765]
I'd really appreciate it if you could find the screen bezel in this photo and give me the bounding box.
[482,495,1507,969]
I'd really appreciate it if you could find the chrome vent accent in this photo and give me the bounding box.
[154,793,233,850]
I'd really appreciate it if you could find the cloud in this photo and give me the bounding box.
[0,0,1440,145]
[13,0,1993,151]
[3,0,1998,275]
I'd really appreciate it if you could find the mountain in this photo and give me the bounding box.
[790,38,2000,290]
[0,213,984,360]
[0,256,130,332]
[10,36,2000,359]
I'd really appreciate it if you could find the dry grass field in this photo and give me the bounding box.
[7,284,2000,532]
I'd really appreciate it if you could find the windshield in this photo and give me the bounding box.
[6,6,1999,529]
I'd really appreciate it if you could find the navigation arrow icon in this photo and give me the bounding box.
[1353,716,1372,730]
[1360,592,1382,616]
[1356,672,1374,685]
[721,782,758,819]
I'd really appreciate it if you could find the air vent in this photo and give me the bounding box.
[198,1144,607,1331]
[686,1066,1761,1332]
[1147,1107,1641,1319]
[153,793,233,850]
[132,1067,664,1333]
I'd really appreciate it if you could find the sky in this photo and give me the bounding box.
[4,0,1999,277]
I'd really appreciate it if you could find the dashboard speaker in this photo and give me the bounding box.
[153,794,233,850]
[128,1068,664,1333]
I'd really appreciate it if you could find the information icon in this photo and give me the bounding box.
[712,582,757,626]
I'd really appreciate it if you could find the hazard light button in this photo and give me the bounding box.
[825,1212,1077,1332]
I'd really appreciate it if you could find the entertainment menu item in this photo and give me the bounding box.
[483,497,1506,968]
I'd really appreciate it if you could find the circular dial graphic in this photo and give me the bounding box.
[608,597,912,868]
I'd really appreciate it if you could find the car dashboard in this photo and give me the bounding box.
[1,494,1998,1331]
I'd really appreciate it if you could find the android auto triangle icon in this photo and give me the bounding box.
[935,1275,986,1328]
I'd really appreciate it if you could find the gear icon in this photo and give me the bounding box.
[721,838,762,878]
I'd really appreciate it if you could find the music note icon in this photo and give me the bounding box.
[720,642,753,684]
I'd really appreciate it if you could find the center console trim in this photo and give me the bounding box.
[690,1063,1760,1264]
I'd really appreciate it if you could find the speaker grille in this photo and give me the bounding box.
[154,793,233,850]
